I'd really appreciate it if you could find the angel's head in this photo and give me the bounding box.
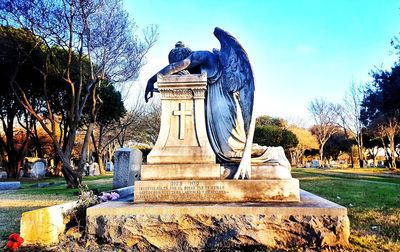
[168,41,192,63]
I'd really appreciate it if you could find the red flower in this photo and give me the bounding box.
[6,233,24,251]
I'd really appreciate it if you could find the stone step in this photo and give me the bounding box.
[86,190,349,250]
[134,179,300,203]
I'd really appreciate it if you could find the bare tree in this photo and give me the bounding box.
[337,82,365,167]
[309,98,339,165]
[0,0,158,187]
[377,118,399,169]
[117,91,161,148]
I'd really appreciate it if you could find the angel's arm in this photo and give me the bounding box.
[145,53,209,102]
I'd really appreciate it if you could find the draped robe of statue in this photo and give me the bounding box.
[145,27,291,178]
[205,56,291,169]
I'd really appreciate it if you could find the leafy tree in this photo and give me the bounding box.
[324,131,353,161]
[362,131,383,167]
[253,116,298,150]
[0,0,158,187]
[256,115,287,128]
[288,125,319,166]
[0,26,45,178]
[360,64,400,169]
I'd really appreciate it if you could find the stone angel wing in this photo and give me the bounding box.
[213,27,256,179]
[213,27,255,134]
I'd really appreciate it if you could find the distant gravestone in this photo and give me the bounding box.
[106,162,114,171]
[113,148,142,189]
[0,171,7,179]
[83,163,90,176]
[88,162,100,176]
[31,161,46,178]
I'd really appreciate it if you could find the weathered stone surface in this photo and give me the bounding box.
[0,181,21,190]
[20,201,77,246]
[113,148,142,189]
[87,190,349,250]
[134,179,300,203]
[135,178,298,203]
[147,74,216,164]
[222,162,293,180]
[251,163,292,179]
[141,163,221,180]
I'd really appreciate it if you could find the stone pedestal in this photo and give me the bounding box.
[87,190,350,250]
[146,73,216,165]
[134,179,300,203]
[113,148,142,189]
[136,74,300,203]
[84,74,349,250]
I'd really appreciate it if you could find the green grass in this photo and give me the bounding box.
[0,174,113,245]
[1,169,399,251]
[12,174,114,197]
[292,168,400,251]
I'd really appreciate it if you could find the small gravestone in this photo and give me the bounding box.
[113,148,142,189]
[106,161,114,171]
[83,163,90,176]
[88,162,100,176]
[0,171,7,179]
[31,161,46,178]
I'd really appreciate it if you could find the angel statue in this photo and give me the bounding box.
[145,27,291,179]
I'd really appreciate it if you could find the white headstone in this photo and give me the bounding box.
[113,148,142,189]
[106,162,114,171]
[88,162,100,176]
[31,161,46,178]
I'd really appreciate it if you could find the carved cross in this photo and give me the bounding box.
[172,102,192,140]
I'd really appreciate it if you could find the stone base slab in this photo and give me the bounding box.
[134,179,300,203]
[20,201,78,246]
[87,190,349,250]
[251,163,292,179]
[141,163,221,180]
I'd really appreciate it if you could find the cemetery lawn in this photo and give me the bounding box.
[292,168,400,251]
[1,170,399,251]
[0,174,113,246]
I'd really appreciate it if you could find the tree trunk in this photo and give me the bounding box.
[55,159,62,176]
[319,143,325,167]
[98,155,105,174]
[61,163,81,188]
[349,147,354,168]
[79,122,94,173]
[358,133,364,168]
[389,136,397,170]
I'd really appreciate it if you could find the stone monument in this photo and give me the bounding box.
[87,27,349,250]
[135,73,299,203]
[113,148,142,189]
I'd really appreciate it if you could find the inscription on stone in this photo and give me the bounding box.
[135,181,227,201]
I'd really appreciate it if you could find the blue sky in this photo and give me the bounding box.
[124,0,400,125]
